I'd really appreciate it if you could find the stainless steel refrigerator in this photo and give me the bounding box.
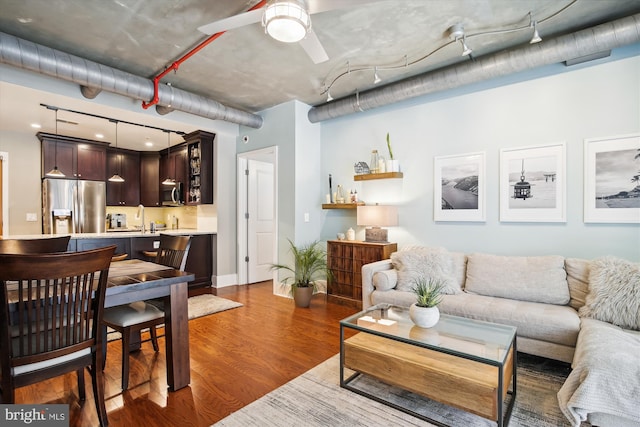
[42,179,106,234]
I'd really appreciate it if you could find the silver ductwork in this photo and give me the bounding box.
[0,31,263,129]
[308,14,640,123]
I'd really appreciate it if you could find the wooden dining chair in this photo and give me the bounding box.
[0,235,70,253]
[102,234,191,390]
[0,245,116,427]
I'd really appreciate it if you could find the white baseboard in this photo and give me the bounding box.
[212,274,238,288]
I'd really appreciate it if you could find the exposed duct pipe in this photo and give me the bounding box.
[308,14,640,123]
[0,31,263,129]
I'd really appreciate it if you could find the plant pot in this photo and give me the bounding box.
[409,304,440,328]
[293,286,314,308]
[387,159,400,172]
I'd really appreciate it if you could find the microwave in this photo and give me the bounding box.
[162,182,184,206]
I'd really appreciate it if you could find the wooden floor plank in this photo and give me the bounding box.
[13,281,359,427]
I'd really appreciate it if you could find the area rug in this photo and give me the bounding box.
[213,353,590,427]
[107,295,242,341]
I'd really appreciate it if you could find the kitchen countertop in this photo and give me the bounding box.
[5,229,216,240]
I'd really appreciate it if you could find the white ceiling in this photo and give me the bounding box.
[1,0,639,151]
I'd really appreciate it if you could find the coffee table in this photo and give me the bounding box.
[340,304,517,426]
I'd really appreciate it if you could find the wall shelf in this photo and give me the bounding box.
[354,172,403,181]
[322,202,364,210]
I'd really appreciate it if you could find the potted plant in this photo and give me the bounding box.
[271,239,331,308]
[386,132,400,172]
[409,277,444,328]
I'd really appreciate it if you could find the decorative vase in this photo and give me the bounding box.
[293,286,314,308]
[409,304,440,328]
[346,227,355,241]
[387,159,400,172]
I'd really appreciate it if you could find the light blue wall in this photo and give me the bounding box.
[320,54,640,260]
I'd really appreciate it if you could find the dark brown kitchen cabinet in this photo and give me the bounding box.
[183,130,215,205]
[106,148,140,206]
[77,143,107,180]
[160,145,188,188]
[39,132,106,180]
[140,152,161,207]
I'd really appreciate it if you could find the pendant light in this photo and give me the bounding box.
[162,130,176,186]
[108,120,125,182]
[45,107,66,177]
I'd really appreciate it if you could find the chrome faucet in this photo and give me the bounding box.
[137,204,145,234]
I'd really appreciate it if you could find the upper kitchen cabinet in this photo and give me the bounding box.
[140,152,161,207]
[160,144,188,189]
[106,148,140,206]
[39,132,107,181]
[183,130,215,205]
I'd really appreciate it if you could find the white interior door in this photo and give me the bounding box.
[247,159,275,283]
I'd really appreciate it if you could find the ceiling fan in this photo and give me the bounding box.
[197,0,382,64]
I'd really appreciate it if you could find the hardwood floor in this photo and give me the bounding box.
[14,282,360,427]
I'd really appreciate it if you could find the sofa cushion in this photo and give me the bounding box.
[390,247,461,294]
[464,253,570,305]
[579,256,640,331]
[438,293,580,347]
[565,258,590,310]
[372,269,397,291]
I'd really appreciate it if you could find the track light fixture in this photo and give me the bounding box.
[460,36,473,56]
[320,3,570,103]
[326,90,333,102]
[529,13,542,44]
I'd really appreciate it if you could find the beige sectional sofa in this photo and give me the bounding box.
[361,246,640,427]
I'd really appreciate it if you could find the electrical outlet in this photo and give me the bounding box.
[153,241,160,249]
[26,213,37,222]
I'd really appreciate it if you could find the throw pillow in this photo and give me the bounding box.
[372,269,397,291]
[579,256,640,330]
[390,247,460,294]
[464,253,570,305]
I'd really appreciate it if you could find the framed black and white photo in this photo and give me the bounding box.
[584,134,640,223]
[500,142,566,222]
[434,152,485,222]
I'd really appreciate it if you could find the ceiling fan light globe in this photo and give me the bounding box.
[263,1,310,43]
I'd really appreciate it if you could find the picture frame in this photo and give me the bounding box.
[434,151,485,222]
[499,142,566,222]
[584,134,640,223]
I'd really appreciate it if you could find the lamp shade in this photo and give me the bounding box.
[357,205,398,227]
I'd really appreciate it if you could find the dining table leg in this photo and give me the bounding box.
[164,281,190,391]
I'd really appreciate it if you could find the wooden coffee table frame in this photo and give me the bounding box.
[340,310,517,427]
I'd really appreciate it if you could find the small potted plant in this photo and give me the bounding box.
[271,239,331,308]
[409,277,444,328]
[386,132,400,172]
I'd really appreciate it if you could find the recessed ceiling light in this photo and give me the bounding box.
[95,133,104,139]
[145,141,153,147]
[17,17,33,24]
[30,123,41,129]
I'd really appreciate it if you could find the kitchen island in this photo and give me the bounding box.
[8,230,216,290]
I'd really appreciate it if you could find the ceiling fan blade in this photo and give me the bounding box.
[307,0,386,15]
[197,9,264,35]
[299,29,329,64]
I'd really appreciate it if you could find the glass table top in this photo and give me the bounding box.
[341,304,517,364]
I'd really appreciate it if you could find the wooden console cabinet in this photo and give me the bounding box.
[327,240,397,309]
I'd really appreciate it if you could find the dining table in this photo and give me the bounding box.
[105,259,195,391]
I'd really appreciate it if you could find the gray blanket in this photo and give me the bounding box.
[557,318,640,427]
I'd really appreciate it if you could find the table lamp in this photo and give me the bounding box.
[357,204,398,243]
